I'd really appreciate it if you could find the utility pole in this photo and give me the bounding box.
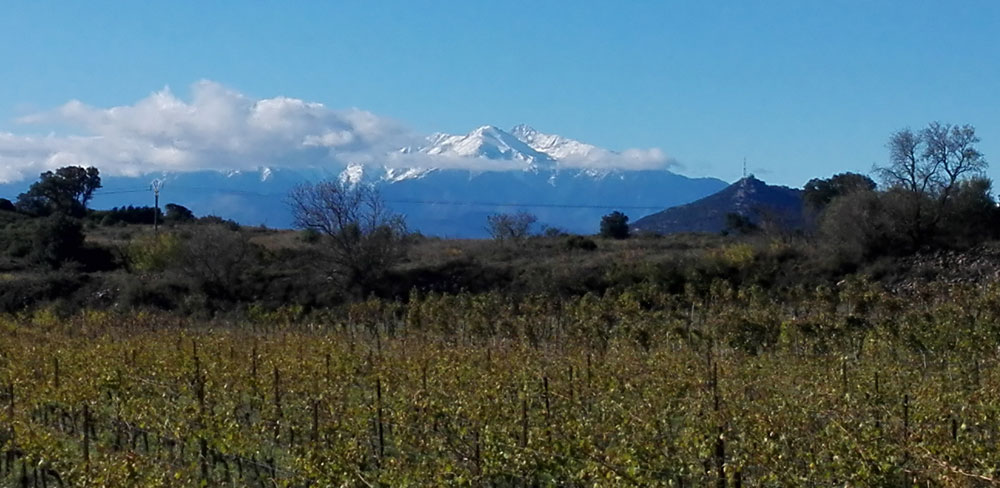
[151,179,163,233]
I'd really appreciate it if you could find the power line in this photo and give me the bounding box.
[94,185,673,211]
[386,199,668,210]
[93,188,149,195]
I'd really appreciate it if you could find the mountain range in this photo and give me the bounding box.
[1,125,730,237]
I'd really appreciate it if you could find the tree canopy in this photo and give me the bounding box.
[599,211,630,239]
[16,166,101,217]
[872,122,987,246]
[803,172,876,211]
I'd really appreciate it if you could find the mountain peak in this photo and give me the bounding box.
[419,125,555,169]
[472,125,502,134]
[509,124,537,139]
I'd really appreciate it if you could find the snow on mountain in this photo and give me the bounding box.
[509,124,604,162]
[339,163,365,185]
[383,166,436,182]
[419,125,555,170]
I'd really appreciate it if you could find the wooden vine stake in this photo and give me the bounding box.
[542,376,552,446]
[82,404,90,479]
[273,367,282,444]
[5,383,14,475]
[376,377,385,460]
[311,400,319,444]
[521,398,529,448]
[712,363,726,488]
[52,357,60,390]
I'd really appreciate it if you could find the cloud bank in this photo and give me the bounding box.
[0,80,675,182]
[556,148,676,171]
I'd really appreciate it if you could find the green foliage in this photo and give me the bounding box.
[938,177,1000,246]
[164,203,195,223]
[815,189,896,269]
[0,270,88,313]
[16,166,101,217]
[0,198,14,212]
[127,232,182,272]
[31,214,85,268]
[196,214,241,230]
[723,212,758,235]
[803,172,877,210]
[88,205,162,225]
[599,210,630,239]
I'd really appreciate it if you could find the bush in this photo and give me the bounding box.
[88,206,162,225]
[32,214,85,268]
[117,275,190,311]
[164,203,195,223]
[599,211,630,239]
[0,271,88,314]
[565,235,598,251]
[176,225,258,298]
[198,215,241,230]
[127,233,182,272]
[300,228,321,244]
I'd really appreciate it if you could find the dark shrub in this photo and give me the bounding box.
[565,235,598,251]
[32,214,85,268]
[600,211,630,239]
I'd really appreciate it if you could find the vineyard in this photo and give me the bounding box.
[1,279,999,486]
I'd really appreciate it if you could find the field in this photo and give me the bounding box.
[1,280,999,487]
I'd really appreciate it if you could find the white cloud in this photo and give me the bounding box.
[556,147,676,171]
[2,80,419,182]
[0,80,677,182]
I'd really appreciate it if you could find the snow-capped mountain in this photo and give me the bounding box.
[1,124,731,236]
[419,125,555,171]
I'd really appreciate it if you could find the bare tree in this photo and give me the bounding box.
[486,211,537,244]
[921,122,986,204]
[874,122,988,246]
[876,123,986,202]
[878,128,933,194]
[178,225,254,295]
[287,179,407,290]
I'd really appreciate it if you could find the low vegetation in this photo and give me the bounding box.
[1,279,999,485]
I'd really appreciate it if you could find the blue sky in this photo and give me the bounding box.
[1,1,998,186]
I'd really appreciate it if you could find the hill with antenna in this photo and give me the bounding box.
[631,176,804,235]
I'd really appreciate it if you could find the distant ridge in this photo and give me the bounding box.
[0,124,731,237]
[631,176,804,234]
